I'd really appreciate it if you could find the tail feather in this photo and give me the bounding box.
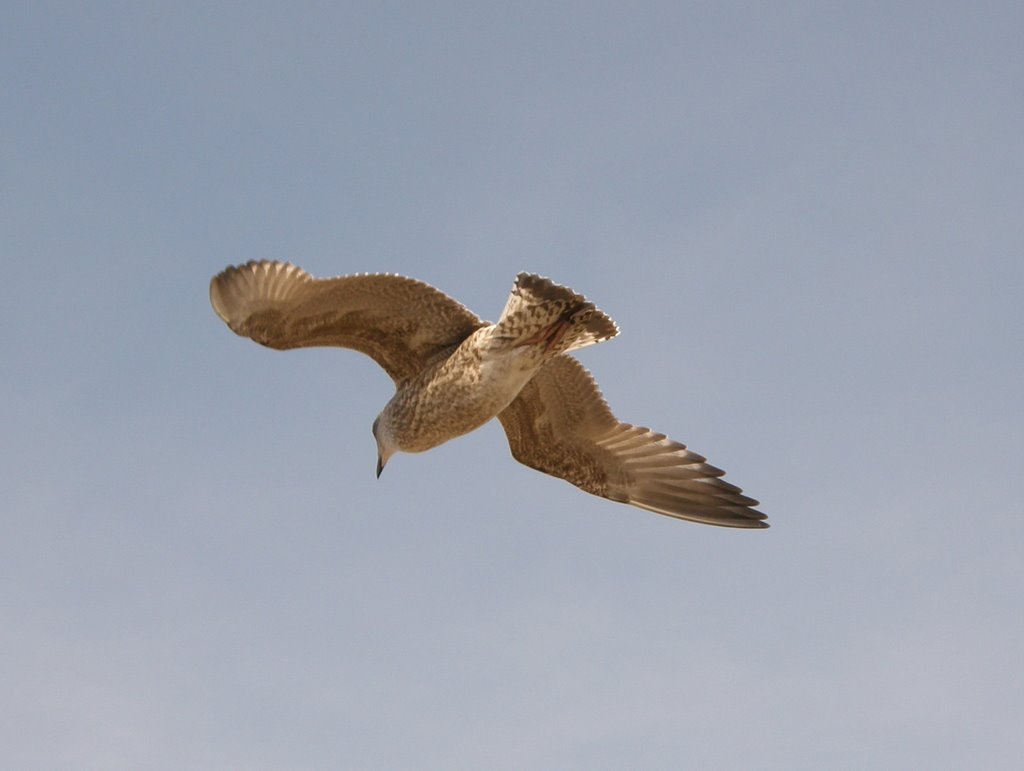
[496,273,618,355]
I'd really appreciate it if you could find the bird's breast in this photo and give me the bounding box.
[387,334,542,453]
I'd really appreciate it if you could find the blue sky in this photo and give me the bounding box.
[3,2,1023,768]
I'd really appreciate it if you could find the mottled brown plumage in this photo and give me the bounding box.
[210,261,484,382]
[210,260,766,528]
[498,356,766,528]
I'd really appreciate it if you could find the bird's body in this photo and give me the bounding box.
[377,274,615,456]
[210,261,767,528]
[377,327,538,454]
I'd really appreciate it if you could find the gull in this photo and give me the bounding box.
[210,261,767,528]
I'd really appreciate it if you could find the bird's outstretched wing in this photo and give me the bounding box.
[498,355,767,528]
[210,261,485,382]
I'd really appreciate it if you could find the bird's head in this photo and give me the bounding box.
[372,413,397,478]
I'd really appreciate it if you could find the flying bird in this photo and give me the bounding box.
[210,261,767,528]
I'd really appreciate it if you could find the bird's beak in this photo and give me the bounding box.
[376,454,385,479]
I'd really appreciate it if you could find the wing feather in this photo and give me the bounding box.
[210,260,485,382]
[497,356,767,528]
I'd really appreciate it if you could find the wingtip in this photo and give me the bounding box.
[209,260,315,324]
[633,500,770,528]
[209,273,228,323]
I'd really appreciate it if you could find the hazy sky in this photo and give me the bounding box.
[3,2,1023,769]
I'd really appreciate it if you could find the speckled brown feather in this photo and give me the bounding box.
[498,356,767,528]
[495,272,618,354]
[210,261,485,382]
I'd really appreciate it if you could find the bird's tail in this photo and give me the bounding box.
[494,273,618,355]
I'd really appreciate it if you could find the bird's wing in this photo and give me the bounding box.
[497,355,767,528]
[210,261,485,382]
